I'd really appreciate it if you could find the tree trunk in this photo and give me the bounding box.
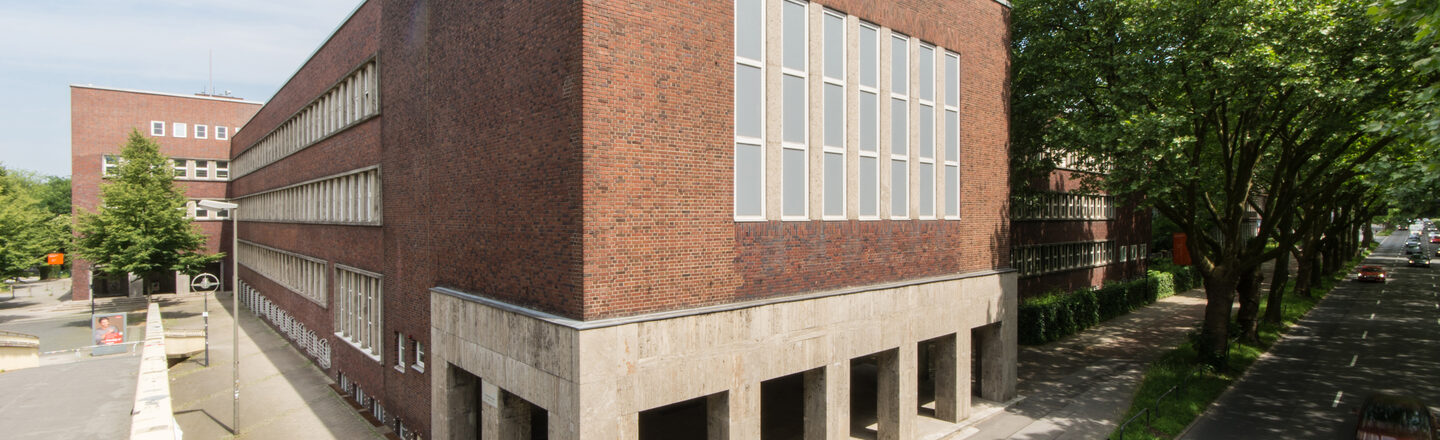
[1363,224,1373,247]
[1199,268,1239,369]
[1295,233,1318,298]
[1235,264,1264,343]
[1263,249,1290,324]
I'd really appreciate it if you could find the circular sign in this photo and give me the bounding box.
[191,273,221,292]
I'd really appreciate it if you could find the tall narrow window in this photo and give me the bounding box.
[781,0,808,219]
[917,43,936,218]
[734,0,765,220]
[151,121,165,137]
[944,51,961,218]
[822,10,846,219]
[890,34,909,219]
[858,23,880,219]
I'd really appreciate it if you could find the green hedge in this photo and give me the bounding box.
[1019,264,1199,345]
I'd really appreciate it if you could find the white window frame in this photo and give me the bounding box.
[916,42,937,219]
[173,159,188,179]
[734,0,766,221]
[173,122,187,138]
[194,160,210,179]
[333,264,383,362]
[216,161,230,180]
[943,51,961,219]
[395,332,406,373]
[151,121,165,137]
[412,340,425,372]
[821,8,846,221]
[102,155,119,177]
[889,33,910,220]
[780,0,809,221]
[858,22,881,220]
[195,124,208,139]
[215,125,229,140]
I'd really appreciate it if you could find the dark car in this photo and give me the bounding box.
[1357,266,1388,282]
[1354,393,1439,440]
[1410,254,1432,268]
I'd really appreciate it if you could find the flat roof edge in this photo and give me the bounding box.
[69,84,265,105]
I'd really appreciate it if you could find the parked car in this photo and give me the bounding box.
[1357,266,1388,282]
[1354,393,1439,440]
[1406,243,1424,255]
[1410,254,1432,268]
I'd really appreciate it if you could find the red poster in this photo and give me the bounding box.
[1173,233,1191,265]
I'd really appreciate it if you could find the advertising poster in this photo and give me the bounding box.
[92,314,126,348]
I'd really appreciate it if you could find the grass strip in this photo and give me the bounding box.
[1110,245,1374,440]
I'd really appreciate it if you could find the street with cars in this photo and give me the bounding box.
[1183,224,1440,439]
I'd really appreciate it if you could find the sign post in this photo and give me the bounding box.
[191,273,220,366]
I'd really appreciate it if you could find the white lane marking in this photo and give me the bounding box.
[1349,355,1358,367]
[1362,331,1368,339]
[1377,300,1382,305]
[1333,391,1344,407]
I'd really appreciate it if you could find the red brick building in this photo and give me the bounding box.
[69,85,261,300]
[230,0,1016,438]
[1010,153,1151,299]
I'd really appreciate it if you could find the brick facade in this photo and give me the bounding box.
[1013,169,1152,300]
[69,86,260,300]
[230,0,1013,437]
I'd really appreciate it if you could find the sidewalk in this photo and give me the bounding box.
[163,291,386,439]
[967,259,1301,440]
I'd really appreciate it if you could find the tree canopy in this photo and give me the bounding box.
[0,166,70,280]
[74,130,220,283]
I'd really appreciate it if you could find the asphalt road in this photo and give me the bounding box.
[1181,231,1440,439]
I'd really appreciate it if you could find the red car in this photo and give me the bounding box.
[1354,393,1439,440]
[1430,235,1439,243]
[1357,266,1387,282]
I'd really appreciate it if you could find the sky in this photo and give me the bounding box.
[0,0,364,177]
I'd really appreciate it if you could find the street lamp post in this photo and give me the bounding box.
[198,199,239,434]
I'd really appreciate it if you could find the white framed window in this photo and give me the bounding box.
[194,160,209,178]
[103,155,120,177]
[412,340,425,372]
[734,0,766,220]
[151,121,165,137]
[944,51,961,219]
[173,159,187,178]
[216,161,229,180]
[395,332,406,373]
[237,240,328,304]
[195,124,208,139]
[1120,244,1129,262]
[173,122,187,138]
[917,43,936,219]
[195,206,209,219]
[334,265,383,361]
[215,125,229,140]
[858,22,880,220]
[780,0,808,220]
[822,9,846,220]
[1140,244,1148,260]
[235,167,382,225]
[890,33,910,219]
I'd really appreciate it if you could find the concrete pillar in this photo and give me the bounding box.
[804,362,850,440]
[977,323,1016,402]
[933,333,968,422]
[709,384,760,440]
[444,365,480,439]
[876,346,915,440]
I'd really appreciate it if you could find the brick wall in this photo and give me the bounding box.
[1013,168,1153,300]
[579,0,1014,318]
[69,86,259,300]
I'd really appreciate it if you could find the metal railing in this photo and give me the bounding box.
[1112,366,1207,439]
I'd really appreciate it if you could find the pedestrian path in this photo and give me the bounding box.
[163,291,386,439]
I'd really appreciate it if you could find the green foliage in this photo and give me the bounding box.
[74,130,221,282]
[1019,270,1181,345]
[0,165,70,280]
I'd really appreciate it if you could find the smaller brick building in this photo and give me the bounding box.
[1010,154,1151,299]
[69,85,262,300]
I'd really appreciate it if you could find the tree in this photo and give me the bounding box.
[74,130,220,292]
[0,171,50,280]
[1012,0,1429,366]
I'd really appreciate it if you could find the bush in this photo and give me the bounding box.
[1018,263,1203,345]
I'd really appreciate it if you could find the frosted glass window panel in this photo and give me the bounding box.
[859,25,878,87]
[891,36,908,94]
[918,45,934,101]
[891,99,908,155]
[946,110,959,159]
[784,75,807,144]
[824,13,845,77]
[824,84,844,147]
[891,160,908,217]
[919,163,935,217]
[824,152,844,217]
[735,143,764,217]
[783,1,807,71]
[860,93,878,153]
[861,157,879,217]
[946,53,959,107]
[736,65,764,138]
[919,105,934,159]
[736,0,764,60]
[945,165,959,217]
[783,148,807,217]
